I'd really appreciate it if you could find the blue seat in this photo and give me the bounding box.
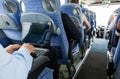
[113,16,120,70]
[61,3,84,46]
[21,0,79,78]
[113,38,120,70]
[107,14,120,78]
[61,3,85,59]
[86,10,94,40]
[114,61,120,79]
[108,13,120,48]
[110,15,120,54]
[107,13,120,51]
[0,0,22,47]
[21,0,69,64]
[0,0,22,43]
[21,13,58,79]
[93,12,96,28]
[20,0,65,78]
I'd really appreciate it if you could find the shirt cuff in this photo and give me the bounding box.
[13,47,33,71]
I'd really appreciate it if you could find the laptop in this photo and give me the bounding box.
[22,22,51,58]
[30,43,49,58]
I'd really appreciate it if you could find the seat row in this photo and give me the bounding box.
[0,0,96,79]
[107,7,120,79]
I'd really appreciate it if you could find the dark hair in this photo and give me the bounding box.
[71,0,79,3]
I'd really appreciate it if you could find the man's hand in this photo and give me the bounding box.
[21,44,35,54]
[5,44,21,54]
[5,44,35,54]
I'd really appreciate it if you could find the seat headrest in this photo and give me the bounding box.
[70,16,81,28]
[3,0,18,14]
[42,0,57,12]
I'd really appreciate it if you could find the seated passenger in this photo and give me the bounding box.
[61,12,82,42]
[0,43,35,79]
[115,19,120,37]
[69,0,91,31]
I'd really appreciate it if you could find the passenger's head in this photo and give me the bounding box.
[117,20,120,30]
[69,0,79,3]
[115,19,120,37]
[108,13,118,25]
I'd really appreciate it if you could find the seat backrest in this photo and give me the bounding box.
[21,13,59,47]
[113,38,120,69]
[61,12,82,39]
[89,11,94,27]
[92,12,96,28]
[61,3,84,45]
[107,14,120,49]
[111,15,120,47]
[113,15,120,69]
[21,0,69,64]
[61,3,83,26]
[20,12,58,79]
[0,0,22,43]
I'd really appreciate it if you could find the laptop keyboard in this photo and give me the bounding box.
[35,48,49,57]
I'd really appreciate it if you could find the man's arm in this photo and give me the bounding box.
[12,46,33,71]
[5,44,21,54]
[0,44,35,79]
[82,14,91,31]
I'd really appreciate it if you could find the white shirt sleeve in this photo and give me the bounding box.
[13,47,33,71]
[0,44,33,79]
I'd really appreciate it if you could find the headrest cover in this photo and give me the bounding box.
[73,7,81,16]
[70,16,81,28]
[3,0,17,14]
[42,0,57,12]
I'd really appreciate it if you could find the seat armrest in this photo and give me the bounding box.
[107,51,114,77]
[107,51,113,63]
[30,56,50,72]
[28,56,50,79]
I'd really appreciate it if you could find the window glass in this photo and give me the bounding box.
[60,0,66,5]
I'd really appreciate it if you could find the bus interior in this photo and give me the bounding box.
[0,0,120,79]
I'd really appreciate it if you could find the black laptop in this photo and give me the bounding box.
[22,22,51,58]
